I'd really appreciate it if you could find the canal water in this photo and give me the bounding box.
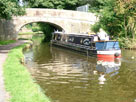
[24,43,136,102]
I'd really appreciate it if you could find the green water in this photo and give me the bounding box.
[25,43,136,102]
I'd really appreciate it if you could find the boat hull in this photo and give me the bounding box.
[97,50,121,61]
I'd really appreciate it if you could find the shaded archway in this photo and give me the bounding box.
[18,21,64,41]
[18,21,64,33]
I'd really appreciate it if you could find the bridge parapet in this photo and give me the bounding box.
[15,8,98,22]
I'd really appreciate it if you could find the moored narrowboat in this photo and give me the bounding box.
[51,31,121,60]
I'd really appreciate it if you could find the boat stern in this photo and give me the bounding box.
[96,41,121,61]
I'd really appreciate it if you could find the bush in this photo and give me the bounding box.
[117,37,136,49]
[0,40,16,45]
[91,22,101,33]
[32,27,41,32]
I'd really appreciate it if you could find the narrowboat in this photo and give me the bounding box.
[51,31,121,60]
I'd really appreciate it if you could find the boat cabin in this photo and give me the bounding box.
[52,32,120,50]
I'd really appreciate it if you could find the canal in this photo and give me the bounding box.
[24,43,136,102]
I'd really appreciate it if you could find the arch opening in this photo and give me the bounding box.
[18,21,64,42]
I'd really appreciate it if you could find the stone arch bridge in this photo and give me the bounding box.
[0,8,98,40]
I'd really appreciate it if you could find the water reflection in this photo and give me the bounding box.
[96,59,121,84]
[24,44,136,102]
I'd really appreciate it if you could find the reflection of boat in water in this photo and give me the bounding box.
[51,31,121,60]
[96,58,121,84]
[96,60,121,74]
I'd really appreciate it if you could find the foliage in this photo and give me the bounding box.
[0,40,16,45]
[0,0,25,19]
[24,0,86,10]
[32,26,41,32]
[38,23,55,42]
[115,0,136,39]
[91,22,101,33]
[4,44,50,102]
[118,37,136,49]
[88,0,120,36]
[25,24,32,29]
[88,0,136,48]
[83,0,104,12]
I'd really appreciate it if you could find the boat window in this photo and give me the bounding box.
[96,42,106,50]
[57,35,61,41]
[52,34,55,40]
[55,34,57,40]
[73,37,80,44]
[80,38,83,44]
[106,41,120,50]
[90,43,95,49]
[68,36,74,42]
[96,41,120,50]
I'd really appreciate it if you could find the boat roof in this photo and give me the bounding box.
[53,31,96,37]
[95,40,119,42]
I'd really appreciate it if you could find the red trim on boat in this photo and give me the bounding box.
[97,54,121,62]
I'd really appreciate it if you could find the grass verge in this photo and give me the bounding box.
[4,44,50,102]
[0,40,16,45]
[18,32,36,35]
[18,32,43,35]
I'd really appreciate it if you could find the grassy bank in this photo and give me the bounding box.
[18,32,43,35]
[4,44,50,102]
[18,32,35,35]
[0,40,16,45]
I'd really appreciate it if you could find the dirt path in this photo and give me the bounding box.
[0,40,29,102]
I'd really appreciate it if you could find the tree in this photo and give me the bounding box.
[89,0,121,36]
[115,0,136,39]
[0,0,25,19]
[88,0,136,48]
[24,0,86,10]
[89,0,136,37]
[38,23,56,42]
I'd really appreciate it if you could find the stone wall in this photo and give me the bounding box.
[0,20,17,40]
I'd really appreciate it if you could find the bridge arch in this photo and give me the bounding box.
[17,21,65,34]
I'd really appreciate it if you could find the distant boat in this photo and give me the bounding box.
[51,31,121,60]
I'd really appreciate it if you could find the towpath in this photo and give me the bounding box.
[0,40,28,102]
